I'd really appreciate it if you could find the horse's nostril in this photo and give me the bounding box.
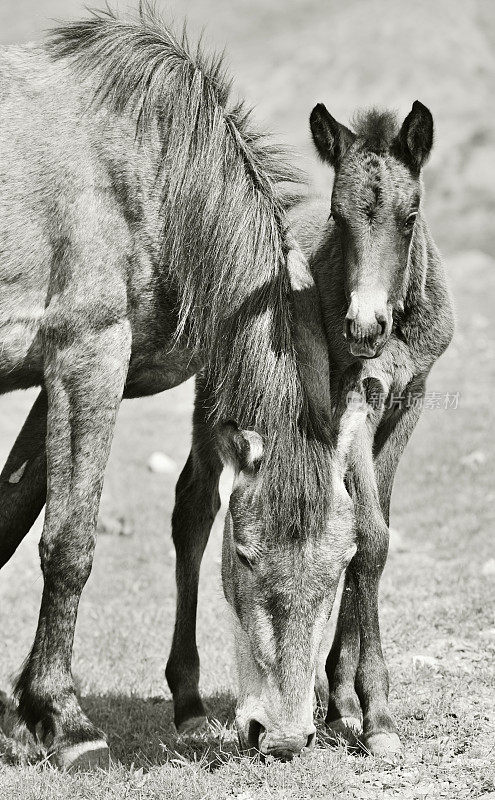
[247,719,265,751]
[305,731,316,750]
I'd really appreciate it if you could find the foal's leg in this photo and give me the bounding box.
[326,419,396,752]
[0,391,47,568]
[15,321,131,770]
[349,438,398,757]
[328,397,424,756]
[165,382,222,733]
[354,398,424,756]
[325,369,364,742]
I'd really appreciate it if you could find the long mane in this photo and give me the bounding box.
[47,5,331,539]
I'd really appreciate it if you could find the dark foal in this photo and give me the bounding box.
[290,101,454,755]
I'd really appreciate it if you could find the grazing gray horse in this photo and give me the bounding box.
[0,9,364,769]
[293,101,454,755]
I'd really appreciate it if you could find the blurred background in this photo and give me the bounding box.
[1,0,494,253]
[0,0,494,779]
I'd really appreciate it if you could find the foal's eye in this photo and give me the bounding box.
[235,545,253,570]
[404,211,418,233]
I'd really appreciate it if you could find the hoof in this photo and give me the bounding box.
[53,739,111,771]
[326,716,362,745]
[364,731,402,759]
[176,715,208,736]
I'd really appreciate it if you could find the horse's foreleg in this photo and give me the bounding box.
[14,321,131,770]
[165,381,222,733]
[0,391,47,569]
[325,568,362,743]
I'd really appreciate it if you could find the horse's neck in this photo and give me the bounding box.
[404,214,431,310]
[405,216,450,317]
[287,195,348,375]
[286,196,331,257]
[403,216,454,357]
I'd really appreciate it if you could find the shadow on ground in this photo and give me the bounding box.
[0,689,241,770]
[85,691,240,769]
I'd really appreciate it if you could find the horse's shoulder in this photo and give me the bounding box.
[423,229,455,345]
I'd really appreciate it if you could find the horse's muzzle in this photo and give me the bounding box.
[241,717,316,760]
[344,291,392,359]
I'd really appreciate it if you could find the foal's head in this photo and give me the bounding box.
[217,398,364,759]
[310,101,434,358]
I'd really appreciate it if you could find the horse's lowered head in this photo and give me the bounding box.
[216,395,366,760]
[310,101,434,358]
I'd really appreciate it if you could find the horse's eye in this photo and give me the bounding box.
[235,545,253,570]
[404,211,418,232]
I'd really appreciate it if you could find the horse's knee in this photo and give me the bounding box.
[354,510,390,567]
[39,523,94,590]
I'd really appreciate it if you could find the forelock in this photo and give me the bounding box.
[351,108,399,155]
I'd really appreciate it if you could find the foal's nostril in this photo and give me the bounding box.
[247,719,265,751]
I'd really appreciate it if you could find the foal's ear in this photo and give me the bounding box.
[218,422,264,474]
[396,100,434,172]
[310,104,355,166]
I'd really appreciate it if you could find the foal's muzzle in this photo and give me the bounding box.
[344,291,392,359]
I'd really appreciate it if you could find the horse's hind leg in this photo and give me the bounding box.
[0,391,47,569]
[15,321,130,770]
[165,379,222,733]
